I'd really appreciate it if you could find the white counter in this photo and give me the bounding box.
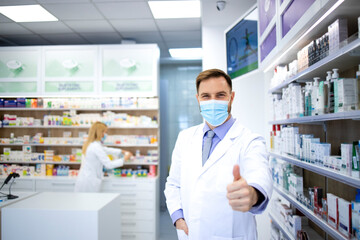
[2,192,122,240]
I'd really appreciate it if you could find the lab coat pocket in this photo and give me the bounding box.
[176,229,189,240]
[211,236,244,240]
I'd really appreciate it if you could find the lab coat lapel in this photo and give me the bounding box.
[199,120,243,176]
[191,125,205,176]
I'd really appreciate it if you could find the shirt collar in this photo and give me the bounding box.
[203,116,235,140]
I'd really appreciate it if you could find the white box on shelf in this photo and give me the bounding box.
[327,193,339,229]
[338,198,352,237]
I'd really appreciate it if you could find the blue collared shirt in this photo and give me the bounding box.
[170,116,269,225]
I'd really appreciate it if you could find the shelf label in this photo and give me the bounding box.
[0,82,37,93]
[102,81,152,93]
[45,81,94,93]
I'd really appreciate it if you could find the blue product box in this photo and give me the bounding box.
[16,98,26,108]
[0,99,4,108]
[4,100,17,108]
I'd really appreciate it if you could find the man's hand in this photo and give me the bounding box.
[226,164,258,212]
[175,218,189,235]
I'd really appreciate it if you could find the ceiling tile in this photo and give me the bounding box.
[41,33,88,44]
[156,18,201,31]
[0,0,37,5]
[2,34,51,45]
[95,2,153,19]
[20,22,73,34]
[110,19,157,32]
[166,40,202,48]
[162,31,201,42]
[0,23,33,35]
[65,20,114,33]
[93,0,146,2]
[120,31,163,43]
[42,3,104,20]
[80,32,122,44]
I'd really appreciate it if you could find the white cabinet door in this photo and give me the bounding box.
[36,179,75,192]
[121,232,155,240]
[1,178,35,192]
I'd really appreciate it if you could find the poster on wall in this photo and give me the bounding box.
[0,47,40,95]
[0,49,39,79]
[101,45,159,96]
[225,7,258,79]
[44,47,96,78]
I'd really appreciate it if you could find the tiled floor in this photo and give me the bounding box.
[159,210,178,240]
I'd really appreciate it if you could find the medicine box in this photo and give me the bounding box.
[338,198,352,236]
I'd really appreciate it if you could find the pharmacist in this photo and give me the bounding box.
[164,69,273,239]
[75,122,133,192]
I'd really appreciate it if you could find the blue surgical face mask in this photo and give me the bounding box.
[200,99,229,127]
[101,133,108,143]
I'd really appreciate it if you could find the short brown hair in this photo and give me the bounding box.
[196,69,232,93]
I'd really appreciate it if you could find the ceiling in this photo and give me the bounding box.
[0,0,202,59]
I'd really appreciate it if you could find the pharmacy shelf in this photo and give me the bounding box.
[269,110,360,124]
[0,143,158,148]
[1,125,158,129]
[0,161,81,165]
[0,107,158,111]
[269,212,295,240]
[273,184,350,240]
[262,0,360,74]
[270,152,360,188]
[270,211,325,239]
[269,36,360,93]
[0,160,158,166]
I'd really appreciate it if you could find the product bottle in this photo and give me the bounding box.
[332,68,339,113]
[318,78,325,115]
[305,82,312,116]
[324,71,332,113]
[356,65,360,110]
[300,86,305,117]
[312,77,320,116]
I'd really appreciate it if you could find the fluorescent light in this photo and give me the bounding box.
[169,48,202,59]
[148,1,201,19]
[0,5,58,22]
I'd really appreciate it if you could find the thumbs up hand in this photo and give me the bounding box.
[226,164,259,212]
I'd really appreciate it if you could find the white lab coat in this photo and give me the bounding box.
[164,119,273,240]
[74,141,124,192]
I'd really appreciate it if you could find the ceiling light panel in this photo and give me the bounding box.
[0,5,58,22]
[169,48,202,59]
[149,1,201,19]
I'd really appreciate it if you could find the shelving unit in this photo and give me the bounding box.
[273,185,350,240]
[0,108,158,111]
[0,143,158,147]
[2,125,158,129]
[261,0,360,239]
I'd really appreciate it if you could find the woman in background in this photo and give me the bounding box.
[75,121,133,192]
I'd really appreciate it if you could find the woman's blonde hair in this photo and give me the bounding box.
[82,122,107,155]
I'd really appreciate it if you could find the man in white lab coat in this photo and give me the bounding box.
[164,69,273,240]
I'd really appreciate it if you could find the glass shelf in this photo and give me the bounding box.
[0,107,157,111]
[269,110,360,124]
[270,152,360,188]
[0,143,158,147]
[273,184,350,240]
[269,212,295,240]
[2,125,158,129]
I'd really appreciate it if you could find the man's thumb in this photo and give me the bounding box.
[233,164,241,181]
